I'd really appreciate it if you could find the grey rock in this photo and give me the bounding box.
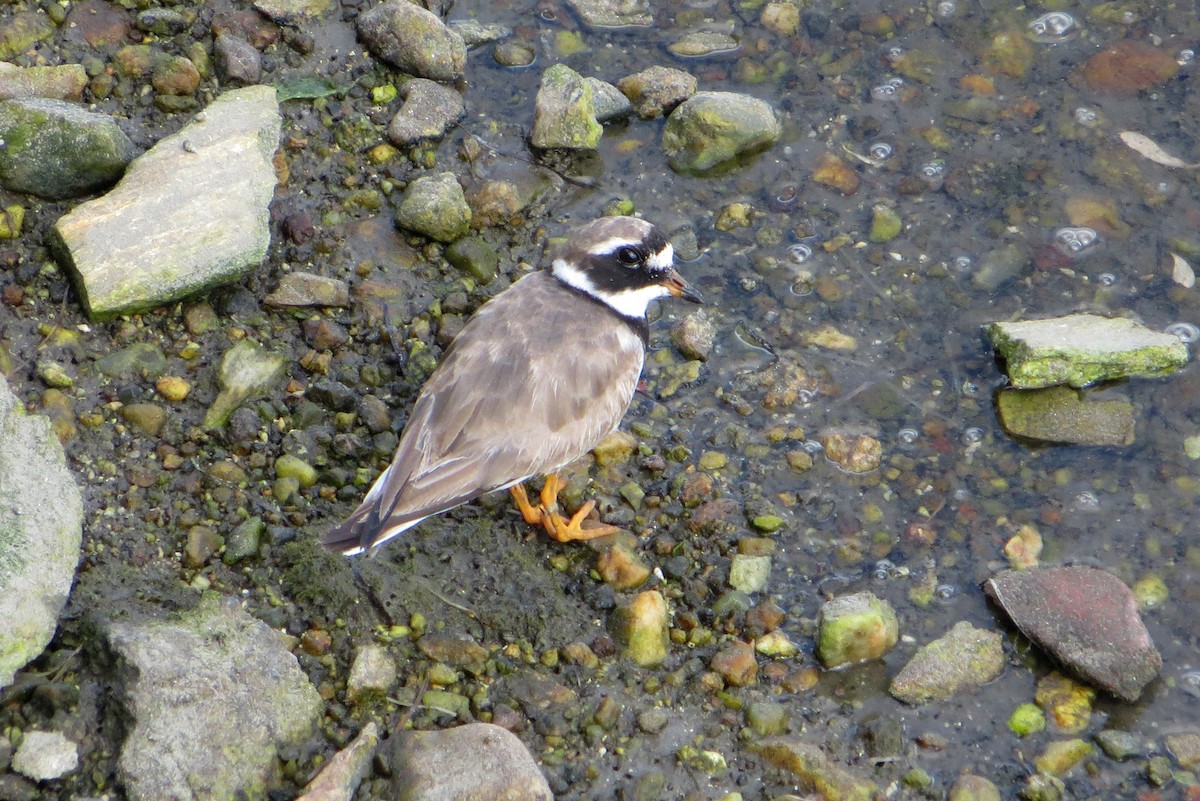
[616,65,696,119]
[985,313,1189,388]
[671,309,716,360]
[984,566,1162,701]
[530,64,602,150]
[1094,729,1143,761]
[265,271,351,307]
[668,30,740,58]
[0,63,88,101]
[448,19,513,48]
[445,236,498,284]
[357,0,467,82]
[105,594,322,801]
[662,91,781,174]
[347,642,397,702]
[0,98,136,199]
[254,0,335,24]
[389,723,552,801]
[889,621,1005,705]
[94,342,168,379]
[297,722,379,801]
[136,8,189,35]
[11,731,78,781]
[565,0,652,28]
[395,172,471,242]
[585,77,632,122]
[214,31,263,84]
[949,774,1001,801]
[387,78,465,145]
[0,375,84,691]
[204,339,288,429]
[492,41,537,68]
[52,85,280,320]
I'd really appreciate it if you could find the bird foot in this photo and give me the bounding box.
[510,476,617,543]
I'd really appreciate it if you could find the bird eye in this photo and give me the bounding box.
[616,246,642,266]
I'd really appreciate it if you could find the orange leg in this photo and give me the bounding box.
[509,474,618,543]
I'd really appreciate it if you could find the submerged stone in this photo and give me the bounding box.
[986,313,1189,388]
[984,566,1161,701]
[530,64,602,150]
[889,621,1004,705]
[204,340,288,429]
[394,172,471,242]
[996,386,1135,446]
[565,0,652,28]
[752,738,878,801]
[817,591,898,668]
[661,91,781,174]
[357,0,466,81]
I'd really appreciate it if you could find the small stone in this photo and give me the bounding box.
[592,430,637,466]
[746,701,789,736]
[821,432,882,473]
[120,403,167,436]
[812,153,860,195]
[11,731,78,781]
[667,31,739,58]
[1009,703,1046,737]
[214,31,263,84]
[445,236,498,284]
[276,454,318,488]
[1165,733,1200,770]
[752,738,878,801]
[612,590,669,667]
[224,516,264,563]
[347,642,397,703]
[1076,39,1179,95]
[265,272,350,307]
[184,525,222,568]
[710,640,757,686]
[152,55,201,96]
[754,630,798,658]
[36,360,73,388]
[1093,729,1142,761]
[1132,574,1168,611]
[889,621,1004,705]
[949,774,1001,801]
[302,318,350,351]
[357,0,467,81]
[492,41,536,67]
[868,204,902,242]
[596,542,651,590]
[671,310,716,361]
[387,78,465,145]
[530,64,602,150]
[817,591,899,668]
[0,204,23,239]
[395,172,471,242]
[760,2,800,35]
[729,554,771,593]
[996,386,1135,447]
[204,340,288,429]
[1034,739,1092,778]
[585,77,632,122]
[662,91,781,174]
[616,66,697,119]
[155,376,191,402]
[637,708,669,734]
[983,30,1034,78]
[1035,672,1095,734]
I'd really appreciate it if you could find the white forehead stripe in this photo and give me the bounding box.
[586,236,639,256]
[551,257,596,293]
[648,243,674,271]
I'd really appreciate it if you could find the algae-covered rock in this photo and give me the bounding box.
[985,313,1188,388]
[817,591,899,668]
[394,172,471,242]
[530,64,602,150]
[661,91,781,174]
[356,0,466,81]
[996,386,1135,446]
[889,621,1004,704]
[612,590,669,667]
[752,738,878,801]
[204,340,288,429]
[0,98,136,199]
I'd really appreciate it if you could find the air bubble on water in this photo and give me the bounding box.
[801,438,824,453]
[961,380,979,396]
[887,47,904,59]
[873,560,900,581]
[787,243,814,264]
[1166,322,1200,344]
[898,427,919,444]
[868,142,894,161]
[1179,49,1196,66]
[962,427,984,444]
[1073,107,1098,126]
[920,159,945,179]
[952,254,973,272]
[934,583,958,600]
[1181,670,1200,697]
[1073,491,1100,511]
[790,278,814,296]
[1097,273,1116,286]
[766,181,799,212]
[871,77,904,102]
[935,0,957,17]
[1053,227,1100,257]
[1028,11,1076,43]
[797,389,818,404]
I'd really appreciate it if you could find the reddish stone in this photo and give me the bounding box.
[1076,40,1179,95]
[64,0,132,48]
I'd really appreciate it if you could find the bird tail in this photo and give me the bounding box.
[320,502,380,556]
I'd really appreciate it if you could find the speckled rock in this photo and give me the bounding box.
[357,0,467,81]
[753,738,877,801]
[395,172,471,242]
[585,77,632,122]
[389,723,552,801]
[889,621,1005,705]
[0,98,136,199]
[214,32,263,84]
[347,643,397,703]
[661,91,781,174]
[51,86,280,319]
[387,78,465,145]
[616,65,696,119]
[817,591,899,668]
[996,386,1135,446]
[0,63,88,101]
[254,0,335,24]
[104,594,322,801]
[11,731,78,780]
[613,590,669,667]
[565,0,652,27]
[530,64,602,150]
[670,309,716,360]
[0,375,84,691]
[204,339,288,429]
[296,722,379,801]
[265,272,351,307]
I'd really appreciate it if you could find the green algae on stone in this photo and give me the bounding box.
[204,340,288,429]
[985,313,1189,389]
[1009,702,1047,737]
[394,172,471,242]
[275,454,318,488]
[752,738,878,801]
[1035,739,1093,777]
[996,386,1135,446]
[817,591,898,668]
[868,204,902,242]
[530,64,602,150]
[612,590,669,667]
[889,621,1004,704]
[949,774,1001,801]
[661,91,781,174]
[0,11,56,61]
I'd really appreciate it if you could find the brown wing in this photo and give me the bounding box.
[326,272,644,550]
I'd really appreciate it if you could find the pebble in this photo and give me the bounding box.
[387,78,465,146]
[347,642,397,703]
[670,310,716,361]
[596,542,651,590]
[121,402,167,436]
[812,153,860,195]
[184,525,223,568]
[616,66,696,120]
[389,723,551,801]
[395,172,471,242]
[613,590,669,667]
[214,31,263,83]
[817,591,898,668]
[11,731,78,781]
[276,454,318,487]
[356,0,466,82]
[266,273,351,308]
[155,376,191,402]
[710,640,757,686]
